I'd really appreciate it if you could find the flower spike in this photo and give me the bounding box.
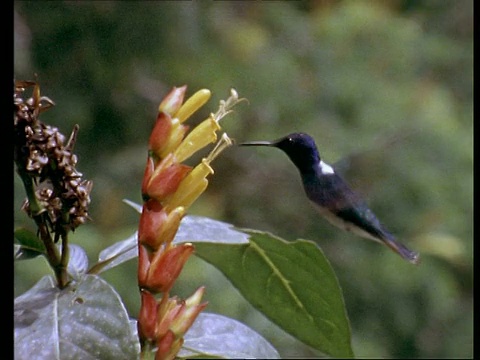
[137,86,244,359]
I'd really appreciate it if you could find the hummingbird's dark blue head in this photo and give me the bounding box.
[240,132,321,173]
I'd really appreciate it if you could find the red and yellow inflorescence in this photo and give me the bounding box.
[137,85,242,359]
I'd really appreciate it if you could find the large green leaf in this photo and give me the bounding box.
[179,312,280,359]
[194,229,353,358]
[14,274,140,359]
[90,214,352,357]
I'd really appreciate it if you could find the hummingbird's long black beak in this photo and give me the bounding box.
[238,140,274,147]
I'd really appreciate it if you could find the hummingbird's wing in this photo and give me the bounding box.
[304,172,387,240]
[303,172,420,264]
[332,128,414,198]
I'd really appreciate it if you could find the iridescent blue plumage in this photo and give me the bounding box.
[240,132,420,264]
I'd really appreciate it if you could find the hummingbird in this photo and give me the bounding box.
[240,132,420,265]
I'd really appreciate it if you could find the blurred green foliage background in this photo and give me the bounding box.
[14,1,472,358]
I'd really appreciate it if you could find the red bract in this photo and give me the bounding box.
[158,85,187,116]
[148,112,174,157]
[155,330,181,360]
[138,199,168,249]
[138,290,158,342]
[144,243,194,293]
[144,162,191,203]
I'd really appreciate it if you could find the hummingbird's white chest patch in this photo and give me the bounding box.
[319,160,335,175]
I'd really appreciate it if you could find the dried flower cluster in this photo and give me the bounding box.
[137,85,243,359]
[14,79,93,289]
[14,81,92,236]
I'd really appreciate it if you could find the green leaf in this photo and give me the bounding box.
[194,229,354,358]
[178,312,280,359]
[14,227,46,260]
[14,274,140,359]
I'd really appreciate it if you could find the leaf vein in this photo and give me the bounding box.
[249,239,315,324]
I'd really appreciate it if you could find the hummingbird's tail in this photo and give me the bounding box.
[382,236,420,265]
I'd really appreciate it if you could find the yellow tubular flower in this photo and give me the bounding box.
[163,160,212,213]
[158,119,188,160]
[173,115,221,163]
[165,134,233,212]
[174,89,211,124]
